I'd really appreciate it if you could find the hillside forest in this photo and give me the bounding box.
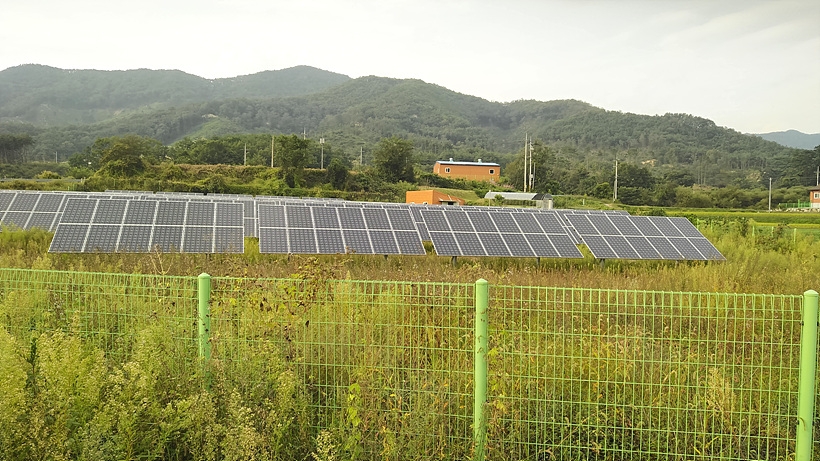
[0,64,818,209]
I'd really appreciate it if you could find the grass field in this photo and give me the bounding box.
[0,214,819,460]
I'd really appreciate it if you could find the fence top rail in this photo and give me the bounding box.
[0,267,195,283]
[493,282,806,300]
[0,267,808,301]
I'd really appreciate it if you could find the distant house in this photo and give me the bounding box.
[433,158,500,183]
[406,190,466,206]
[810,186,820,208]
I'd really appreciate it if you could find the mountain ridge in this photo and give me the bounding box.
[754,130,820,150]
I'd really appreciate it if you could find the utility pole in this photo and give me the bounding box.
[320,137,325,169]
[816,166,818,186]
[529,139,534,191]
[271,136,275,168]
[614,158,619,201]
[243,143,247,166]
[360,147,363,166]
[523,134,528,192]
[768,177,772,211]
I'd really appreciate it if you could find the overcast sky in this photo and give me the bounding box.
[2,0,818,134]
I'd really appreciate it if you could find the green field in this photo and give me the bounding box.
[0,215,819,461]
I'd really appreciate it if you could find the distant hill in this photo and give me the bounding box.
[0,64,350,126]
[0,65,803,188]
[755,130,820,150]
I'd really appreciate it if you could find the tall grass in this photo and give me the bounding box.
[0,220,817,460]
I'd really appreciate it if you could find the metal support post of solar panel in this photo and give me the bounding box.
[420,208,583,258]
[49,198,245,253]
[564,214,724,261]
[257,203,425,255]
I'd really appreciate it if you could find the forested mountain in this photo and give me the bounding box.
[0,65,809,191]
[755,130,820,150]
[0,64,350,125]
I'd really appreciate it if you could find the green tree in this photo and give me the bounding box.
[373,137,415,183]
[326,158,349,190]
[0,134,34,163]
[275,135,312,187]
[96,135,166,177]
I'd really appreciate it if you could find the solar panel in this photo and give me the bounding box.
[565,214,724,261]
[49,197,243,254]
[422,208,583,258]
[257,203,425,255]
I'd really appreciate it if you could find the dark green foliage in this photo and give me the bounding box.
[373,137,415,183]
[0,134,34,163]
[326,158,349,189]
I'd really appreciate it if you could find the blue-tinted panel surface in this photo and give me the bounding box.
[480,233,511,257]
[386,209,416,231]
[214,227,244,253]
[92,200,127,224]
[453,232,484,256]
[8,193,38,211]
[62,199,97,223]
[339,208,366,229]
[151,226,183,252]
[188,202,219,224]
[446,210,474,232]
[85,225,120,252]
[313,207,340,228]
[504,233,535,257]
[647,237,682,259]
[370,230,399,254]
[183,227,213,253]
[258,205,285,227]
[363,208,391,230]
[288,228,317,253]
[689,238,725,260]
[625,236,661,259]
[342,229,372,254]
[429,231,460,256]
[582,235,618,259]
[286,206,313,228]
[34,194,64,212]
[395,231,426,255]
[467,211,496,232]
[156,202,186,226]
[124,201,157,225]
[316,229,345,253]
[259,228,288,253]
[49,224,88,252]
[525,234,559,258]
[118,226,152,252]
[421,210,450,232]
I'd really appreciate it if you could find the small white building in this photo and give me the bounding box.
[484,192,553,209]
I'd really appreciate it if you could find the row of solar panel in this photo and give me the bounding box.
[3,190,724,261]
[51,224,244,253]
[48,198,245,253]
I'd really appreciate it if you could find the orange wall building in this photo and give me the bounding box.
[810,186,820,208]
[406,190,466,206]
[433,159,500,183]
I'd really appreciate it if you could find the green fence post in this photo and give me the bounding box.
[796,289,818,460]
[198,273,212,388]
[474,279,489,461]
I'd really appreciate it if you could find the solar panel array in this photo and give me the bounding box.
[565,214,725,260]
[257,203,425,255]
[420,208,584,258]
[49,198,244,253]
[1,189,724,261]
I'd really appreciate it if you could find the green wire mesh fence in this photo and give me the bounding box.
[0,268,816,460]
